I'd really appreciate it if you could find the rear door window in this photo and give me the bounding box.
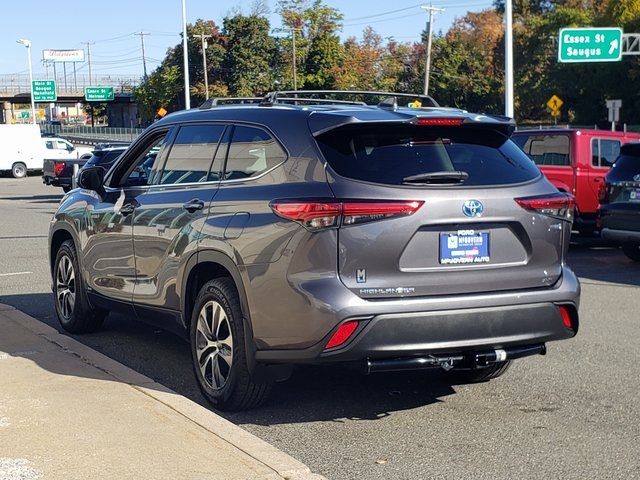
[592,139,621,168]
[224,126,286,180]
[316,125,541,186]
[512,134,570,166]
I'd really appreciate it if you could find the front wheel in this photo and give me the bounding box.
[190,278,271,411]
[11,162,27,178]
[54,240,107,333]
[448,360,512,383]
[622,243,640,262]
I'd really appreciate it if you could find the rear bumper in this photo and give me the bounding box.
[42,175,69,188]
[601,227,640,243]
[255,267,580,365]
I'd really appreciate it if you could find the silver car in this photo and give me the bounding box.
[48,91,580,410]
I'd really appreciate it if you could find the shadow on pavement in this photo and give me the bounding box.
[0,292,457,426]
[567,235,640,287]
[1,195,63,204]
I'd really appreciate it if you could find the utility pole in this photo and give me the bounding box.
[193,33,211,99]
[135,32,150,78]
[505,0,514,117]
[181,0,191,109]
[421,4,444,96]
[82,41,95,85]
[291,28,297,90]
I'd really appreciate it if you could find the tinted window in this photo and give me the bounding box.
[513,134,570,166]
[592,139,621,167]
[45,141,54,149]
[317,125,541,186]
[608,154,640,180]
[159,125,224,185]
[224,126,286,180]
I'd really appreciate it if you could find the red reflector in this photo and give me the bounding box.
[53,162,65,177]
[416,117,464,126]
[325,320,359,349]
[559,305,573,329]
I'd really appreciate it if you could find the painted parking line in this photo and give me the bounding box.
[0,272,33,277]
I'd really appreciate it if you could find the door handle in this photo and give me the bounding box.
[119,203,136,215]
[183,199,205,213]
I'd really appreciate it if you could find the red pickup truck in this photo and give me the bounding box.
[512,128,640,234]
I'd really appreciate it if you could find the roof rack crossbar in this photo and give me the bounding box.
[261,90,439,108]
[261,97,367,106]
[199,97,262,109]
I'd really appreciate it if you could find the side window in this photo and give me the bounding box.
[56,140,69,150]
[159,124,225,185]
[121,134,170,188]
[520,134,570,166]
[45,141,54,149]
[592,139,620,168]
[224,126,286,180]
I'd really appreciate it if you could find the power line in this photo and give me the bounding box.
[343,3,424,22]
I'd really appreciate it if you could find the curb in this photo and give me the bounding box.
[0,303,325,480]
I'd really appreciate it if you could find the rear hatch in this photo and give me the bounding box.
[601,148,640,231]
[315,120,573,298]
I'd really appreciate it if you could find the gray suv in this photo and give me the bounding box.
[49,91,580,410]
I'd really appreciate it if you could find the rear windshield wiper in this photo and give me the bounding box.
[402,171,469,184]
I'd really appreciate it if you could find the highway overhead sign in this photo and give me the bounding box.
[32,80,57,102]
[558,28,623,63]
[547,95,563,113]
[85,86,114,102]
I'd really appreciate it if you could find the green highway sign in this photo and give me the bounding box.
[558,27,623,63]
[32,80,57,102]
[85,86,115,102]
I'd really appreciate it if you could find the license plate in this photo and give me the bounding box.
[630,189,640,201]
[439,230,490,265]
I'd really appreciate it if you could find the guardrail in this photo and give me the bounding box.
[41,124,144,143]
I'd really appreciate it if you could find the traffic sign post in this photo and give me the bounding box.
[558,28,623,63]
[32,80,57,102]
[85,86,114,102]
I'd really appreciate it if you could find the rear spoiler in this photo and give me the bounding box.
[308,110,516,137]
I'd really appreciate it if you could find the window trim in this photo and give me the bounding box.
[218,122,289,184]
[591,137,621,169]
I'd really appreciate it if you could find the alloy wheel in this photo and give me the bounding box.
[56,255,76,319]
[195,300,234,390]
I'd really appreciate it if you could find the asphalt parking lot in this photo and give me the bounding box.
[1,176,639,480]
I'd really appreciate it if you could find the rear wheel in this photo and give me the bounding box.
[54,240,107,333]
[449,360,512,383]
[11,162,27,178]
[622,243,640,262]
[190,278,271,411]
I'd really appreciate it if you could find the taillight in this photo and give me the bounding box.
[270,200,423,231]
[53,162,65,177]
[416,117,464,126]
[597,181,609,204]
[558,305,578,331]
[515,192,575,222]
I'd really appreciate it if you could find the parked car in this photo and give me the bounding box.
[0,124,44,178]
[49,91,580,411]
[599,142,640,261]
[80,146,128,174]
[512,128,640,235]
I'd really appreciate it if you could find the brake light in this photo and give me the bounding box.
[270,200,423,231]
[515,192,575,222]
[597,181,609,204]
[416,117,464,126]
[53,162,65,177]
[325,320,359,350]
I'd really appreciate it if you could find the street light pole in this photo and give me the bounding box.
[505,0,514,118]
[193,34,211,99]
[17,39,36,124]
[181,0,191,109]
[421,4,445,96]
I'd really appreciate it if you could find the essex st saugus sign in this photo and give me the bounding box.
[558,27,623,63]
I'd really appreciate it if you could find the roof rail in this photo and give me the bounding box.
[199,97,262,109]
[260,90,439,108]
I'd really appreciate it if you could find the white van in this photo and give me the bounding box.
[0,124,44,178]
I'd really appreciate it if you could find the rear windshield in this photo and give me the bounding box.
[512,133,570,166]
[316,125,541,186]
[609,154,640,180]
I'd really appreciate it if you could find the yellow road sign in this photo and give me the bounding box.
[547,95,563,113]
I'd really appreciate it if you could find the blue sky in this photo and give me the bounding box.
[3,0,493,76]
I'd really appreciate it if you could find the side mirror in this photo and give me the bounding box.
[78,166,105,191]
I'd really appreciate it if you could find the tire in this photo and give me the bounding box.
[11,162,27,178]
[449,360,512,383]
[622,243,640,262]
[190,278,271,411]
[53,240,107,333]
[62,186,72,193]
